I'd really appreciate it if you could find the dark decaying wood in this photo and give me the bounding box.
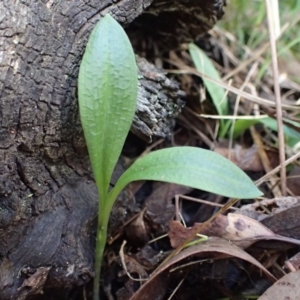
[129,0,225,51]
[134,57,186,142]
[0,1,225,299]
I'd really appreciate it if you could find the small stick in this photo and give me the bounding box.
[119,240,147,282]
[250,127,281,197]
[176,194,237,210]
[255,151,300,187]
[265,0,286,195]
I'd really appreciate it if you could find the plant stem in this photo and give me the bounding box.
[92,185,126,300]
[93,200,110,300]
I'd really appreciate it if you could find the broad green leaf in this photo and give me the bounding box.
[189,43,229,135]
[78,14,138,198]
[109,147,262,202]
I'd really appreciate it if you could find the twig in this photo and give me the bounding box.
[166,277,185,300]
[229,62,259,160]
[177,113,214,149]
[119,240,148,282]
[255,151,300,187]
[222,43,270,81]
[199,114,268,120]
[167,62,300,111]
[175,194,237,210]
[250,127,281,197]
[265,0,286,195]
[219,18,292,81]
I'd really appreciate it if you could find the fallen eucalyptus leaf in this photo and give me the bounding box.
[261,203,300,240]
[236,197,300,221]
[129,237,276,300]
[169,213,300,249]
[258,270,300,300]
[145,183,192,229]
[216,213,300,248]
[215,145,264,172]
[215,144,278,172]
[286,252,300,271]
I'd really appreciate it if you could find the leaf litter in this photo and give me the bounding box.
[258,270,300,300]
[129,237,276,300]
[168,212,300,250]
[105,191,300,299]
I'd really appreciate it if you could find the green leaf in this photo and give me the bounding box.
[232,119,260,139]
[189,43,229,135]
[109,147,262,202]
[232,117,300,147]
[261,118,300,140]
[78,14,138,198]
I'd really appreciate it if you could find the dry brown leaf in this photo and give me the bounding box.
[129,237,276,300]
[125,183,192,246]
[214,145,278,172]
[287,166,300,195]
[145,183,192,228]
[125,209,149,247]
[222,213,300,248]
[120,254,148,279]
[168,220,203,248]
[286,252,300,271]
[17,267,51,299]
[215,145,263,171]
[169,213,300,249]
[260,203,300,239]
[237,197,300,221]
[258,270,300,300]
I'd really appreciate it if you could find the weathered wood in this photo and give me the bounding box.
[129,0,225,51]
[134,57,186,141]
[0,1,225,299]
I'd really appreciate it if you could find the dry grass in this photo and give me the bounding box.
[163,0,300,198]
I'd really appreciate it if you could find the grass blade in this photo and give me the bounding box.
[189,43,229,135]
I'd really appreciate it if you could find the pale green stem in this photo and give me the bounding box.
[93,199,109,300]
[93,186,122,300]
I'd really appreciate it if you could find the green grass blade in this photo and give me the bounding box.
[109,147,262,204]
[78,14,138,197]
[232,117,300,146]
[261,117,300,147]
[189,43,229,135]
[232,119,260,139]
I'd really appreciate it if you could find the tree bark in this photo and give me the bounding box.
[0,1,224,299]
